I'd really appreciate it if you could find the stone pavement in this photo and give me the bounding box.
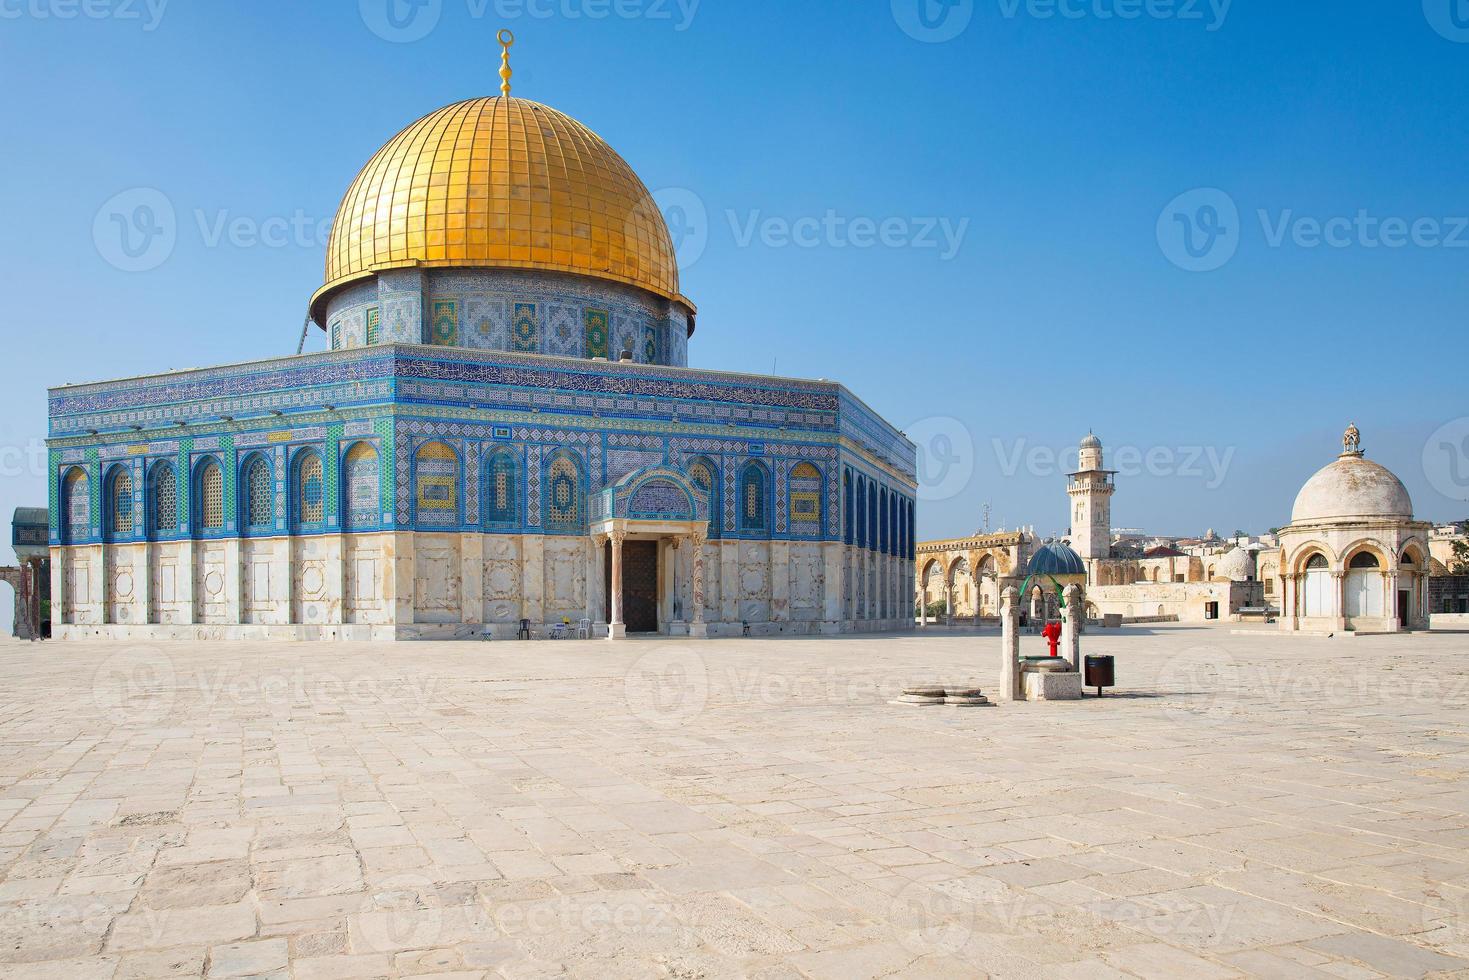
[0,625,1466,978]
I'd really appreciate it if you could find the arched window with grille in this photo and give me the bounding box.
[242,455,274,533]
[899,502,910,564]
[484,450,518,527]
[63,467,90,544]
[889,493,899,556]
[414,441,459,528]
[148,461,177,539]
[843,470,853,545]
[294,450,325,530]
[789,462,822,536]
[687,457,719,538]
[867,480,878,552]
[196,459,224,533]
[545,452,584,533]
[738,462,768,533]
[107,466,134,541]
[879,487,889,555]
[343,442,379,530]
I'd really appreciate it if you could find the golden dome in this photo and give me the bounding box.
[310,96,690,326]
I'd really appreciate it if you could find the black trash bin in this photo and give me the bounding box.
[1084,655,1115,697]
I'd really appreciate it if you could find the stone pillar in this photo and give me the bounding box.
[690,528,708,639]
[1332,570,1346,631]
[1279,572,1296,631]
[50,549,64,628]
[460,532,483,626]
[821,541,843,630]
[770,540,789,623]
[136,543,152,629]
[223,538,243,624]
[1062,584,1082,671]
[1000,586,1020,702]
[586,535,603,630]
[1386,570,1400,631]
[720,540,739,624]
[329,533,346,626]
[844,546,856,622]
[387,531,416,627]
[272,539,291,626]
[177,539,195,625]
[608,527,626,640]
[521,534,545,627]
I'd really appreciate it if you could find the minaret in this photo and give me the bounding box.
[1066,432,1115,562]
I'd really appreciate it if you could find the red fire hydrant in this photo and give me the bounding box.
[1042,621,1062,657]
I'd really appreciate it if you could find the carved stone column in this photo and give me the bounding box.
[1000,586,1020,702]
[1385,570,1400,631]
[1062,584,1082,671]
[608,526,626,641]
[1332,570,1347,631]
[1279,571,1295,632]
[587,534,604,630]
[690,528,708,639]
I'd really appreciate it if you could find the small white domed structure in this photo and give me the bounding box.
[1275,425,1430,633]
[1213,547,1255,583]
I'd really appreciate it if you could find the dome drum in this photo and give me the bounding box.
[322,266,690,367]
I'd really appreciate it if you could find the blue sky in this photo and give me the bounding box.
[1,0,1467,614]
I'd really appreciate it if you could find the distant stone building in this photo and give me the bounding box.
[917,432,1260,624]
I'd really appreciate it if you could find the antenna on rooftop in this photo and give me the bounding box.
[295,312,312,355]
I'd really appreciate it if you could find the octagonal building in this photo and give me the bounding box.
[47,85,916,640]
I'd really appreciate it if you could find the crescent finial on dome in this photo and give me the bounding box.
[498,29,515,98]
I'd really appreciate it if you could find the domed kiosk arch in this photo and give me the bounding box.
[1277,425,1431,633]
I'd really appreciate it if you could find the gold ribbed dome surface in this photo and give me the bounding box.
[311,96,686,322]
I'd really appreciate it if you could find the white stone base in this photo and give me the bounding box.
[1022,670,1084,701]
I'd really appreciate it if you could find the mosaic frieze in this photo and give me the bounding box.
[511,302,538,352]
[431,301,459,346]
[584,309,609,359]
